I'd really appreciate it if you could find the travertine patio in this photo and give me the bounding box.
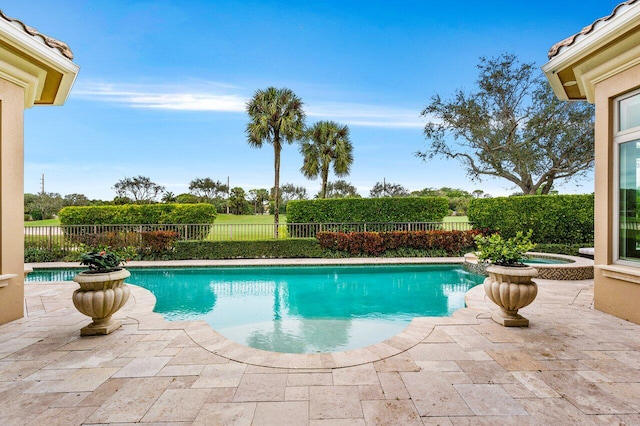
[2,261,639,425]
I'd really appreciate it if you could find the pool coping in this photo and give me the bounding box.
[124,282,488,370]
[26,256,464,270]
[27,257,482,369]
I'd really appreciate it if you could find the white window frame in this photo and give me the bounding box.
[614,88,640,266]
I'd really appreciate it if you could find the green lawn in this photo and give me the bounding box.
[443,215,469,223]
[209,214,287,240]
[24,215,464,227]
[208,214,470,240]
[24,215,281,227]
[24,218,60,227]
[215,215,466,224]
[214,214,286,224]
[24,214,471,244]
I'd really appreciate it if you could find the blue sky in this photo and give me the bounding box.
[7,0,619,200]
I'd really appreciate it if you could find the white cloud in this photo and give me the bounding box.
[73,81,425,128]
[73,82,246,112]
[307,102,424,129]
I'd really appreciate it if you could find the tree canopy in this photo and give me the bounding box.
[248,188,270,214]
[300,121,353,198]
[418,53,595,195]
[189,178,229,203]
[113,176,165,203]
[270,183,308,214]
[323,180,361,198]
[24,192,63,220]
[370,181,409,198]
[228,187,250,214]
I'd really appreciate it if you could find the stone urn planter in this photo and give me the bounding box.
[72,268,131,336]
[483,265,538,327]
[475,230,539,327]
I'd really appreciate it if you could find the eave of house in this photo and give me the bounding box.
[543,2,640,103]
[0,13,78,108]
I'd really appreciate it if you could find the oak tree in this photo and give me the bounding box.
[418,53,595,195]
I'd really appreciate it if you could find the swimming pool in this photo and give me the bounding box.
[27,265,484,353]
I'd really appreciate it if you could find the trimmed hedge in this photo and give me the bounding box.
[317,230,482,257]
[173,239,324,259]
[24,247,65,263]
[286,197,449,223]
[468,194,594,245]
[58,203,217,225]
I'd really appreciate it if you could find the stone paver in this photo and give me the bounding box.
[141,387,211,422]
[454,383,528,416]
[253,401,309,425]
[233,372,287,402]
[1,262,638,424]
[193,401,256,425]
[309,385,363,419]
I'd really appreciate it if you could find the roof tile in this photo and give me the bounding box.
[548,0,639,59]
[0,9,73,60]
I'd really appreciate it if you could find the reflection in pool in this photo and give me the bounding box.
[127,265,484,353]
[27,265,484,353]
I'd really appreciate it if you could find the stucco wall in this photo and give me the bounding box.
[0,78,24,324]
[593,62,640,325]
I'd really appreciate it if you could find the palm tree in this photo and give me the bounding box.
[161,191,176,203]
[300,121,353,198]
[246,87,305,236]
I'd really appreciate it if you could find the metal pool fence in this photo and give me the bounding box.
[24,221,473,253]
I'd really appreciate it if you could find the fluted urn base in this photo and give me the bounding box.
[483,265,538,327]
[72,268,131,336]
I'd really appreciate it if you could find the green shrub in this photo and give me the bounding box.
[287,197,448,223]
[173,239,324,259]
[161,204,217,224]
[58,203,217,225]
[287,197,449,237]
[474,230,536,266]
[24,248,64,263]
[468,194,594,244]
[58,204,217,243]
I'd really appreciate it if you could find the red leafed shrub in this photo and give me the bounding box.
[317,231,351,251]
[347,232,384,255]
[335,232,351,252]
[379,231,411,250]
[141,230,180,254]
[317,229,484,256]
[316,231,336,250]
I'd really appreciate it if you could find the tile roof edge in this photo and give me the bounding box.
[548,0,640,60]
[0,9,73,60]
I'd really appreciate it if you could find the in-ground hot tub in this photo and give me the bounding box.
[463,252,594,280]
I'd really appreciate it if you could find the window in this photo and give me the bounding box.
[620,93,640,131]
[616,90,640,264]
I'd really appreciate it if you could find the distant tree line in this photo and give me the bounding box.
[25,192,96,220]
[25,179,490,220]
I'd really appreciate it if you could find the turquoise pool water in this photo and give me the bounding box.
[27,265,484,353]
[523,257,573,265]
